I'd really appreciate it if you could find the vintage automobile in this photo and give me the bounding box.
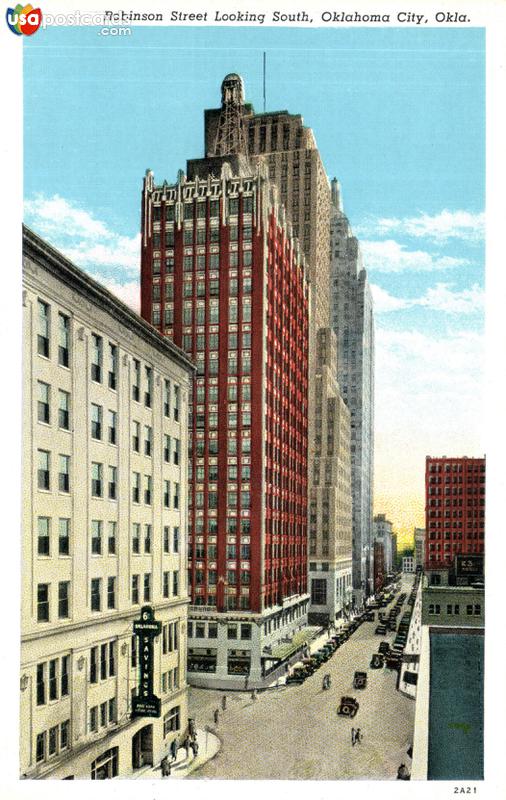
[363,611,375,622]
[315,648,331,663]
[302,657,317,674]
[375,624,387,635]
[370,653,384,669]
[378,641,391,654]
[286,663,308,684]
[387,620,397,631]
[337,696,359,717]
[353,670,368,689]
[385,653,402,670]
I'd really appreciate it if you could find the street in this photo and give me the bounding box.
[188,575,415,779]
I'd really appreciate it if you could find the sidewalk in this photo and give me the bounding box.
[133,727,221,780]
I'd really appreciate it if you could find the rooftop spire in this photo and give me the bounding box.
[211,73,249,157]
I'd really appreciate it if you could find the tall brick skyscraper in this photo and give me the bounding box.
[140,75,310,687]
[207,80,353,622]
[425,456,485,568]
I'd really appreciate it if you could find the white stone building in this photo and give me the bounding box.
[21,227,194,779]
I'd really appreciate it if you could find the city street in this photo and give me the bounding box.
[188,575,415,780]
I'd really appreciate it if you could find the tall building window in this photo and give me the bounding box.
[144,524,152,553]
[37,583,50,622]
[164,434,171,463]
[108,343,118,389]
[58,581,70,618]
[37,517,50,556]
[108,411,117,445]
[37,300,50,357]
[132,522,140,554]
[91,520,102,555]
[59,518,70,555]
[132,359,140,401]
[58,455,70,493]
[144,474,152,505]
[172,571,179,597]
[174,385,180,421]
[91,462,103,497]
[145,366,152,408]
[58,312,70,366]
[144,425,152,456]
[91,404,102,439]
[107,577,116,609]
[91,578,101,611]
[36,663,46,705]
[173,526,180,553]
[58,390,70,430]
[132,421,140,452]
[164,379,171,417]
[108,466,117,500]
[144,573,151,602]
[132,472,140,503]
[91,334,102,383]
[37,381,50,424]
[108,521,116,554]
[163,571,170,598]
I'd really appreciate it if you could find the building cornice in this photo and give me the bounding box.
[22,225,196,376]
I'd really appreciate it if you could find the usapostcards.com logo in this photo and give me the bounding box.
[6,3,42,35]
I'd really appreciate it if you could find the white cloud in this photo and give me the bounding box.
[361,239,467,273]
[90,275,140,313]
[358,209,484,242]
[371,282,484,315]
[24,193,140,275]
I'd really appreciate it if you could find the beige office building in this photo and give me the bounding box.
[21,227,194,779]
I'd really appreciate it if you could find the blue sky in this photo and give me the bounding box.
[23,25,485,540]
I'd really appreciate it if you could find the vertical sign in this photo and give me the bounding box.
[132,605,162,719]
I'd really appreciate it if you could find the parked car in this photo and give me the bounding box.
[375,624,387,635]
[378,641,390,654]
[315,648,330,663]
[370,653,384,669]
[353,671,368,689]
[286,663,308,684]
[337,696,359,717]
[302,657,317,674]
[364,611,375,621]
[387,620,397,631]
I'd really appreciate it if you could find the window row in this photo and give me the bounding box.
[37,582,70,622]
[36,656,69,705]
[89,697,117,732]
[35,720,70,765]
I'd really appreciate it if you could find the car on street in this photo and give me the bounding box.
[378,641,391,654]
[370,653,384,669]
[353,671,368,689]
[375,624,387,635]
[337,696,359,717]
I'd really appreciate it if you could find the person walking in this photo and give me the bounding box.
[356,728,362,744]
[351,727,356,746]
[244,675,249,691]
[213,708,219,725]
[170,737,178,762]
[221,695,227,711]
[251,688,257,702]
[191,740,199,758]
[161,756,171,777]
[184,736,190,759]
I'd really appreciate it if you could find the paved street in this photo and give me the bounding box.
[188,575,415,780]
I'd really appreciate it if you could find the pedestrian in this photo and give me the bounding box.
[213,708,219,725]
[184,736,190,759]
[244,675,249,691]
[221,695,227,711]
[351,727,356,746]
[191,740,199,758]
[170,737,178,762]
[161,756,171,777]
[356,728,362,744]
[251,688,257,702]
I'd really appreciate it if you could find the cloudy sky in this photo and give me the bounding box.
[23,25,485,546]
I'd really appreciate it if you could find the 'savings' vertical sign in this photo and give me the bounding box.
[132,606,161,718]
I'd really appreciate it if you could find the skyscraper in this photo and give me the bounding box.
[330,179,375,601]
[140,75,310,687]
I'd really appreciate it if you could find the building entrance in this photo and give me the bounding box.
[132,725,153,770]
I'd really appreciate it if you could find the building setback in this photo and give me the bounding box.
[425,456,485,569]
[373,513,394,575]
[21,227,194,778]
[330,179,375,600]
[140,75,310,686]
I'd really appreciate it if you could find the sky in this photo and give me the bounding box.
[23,25,485,547]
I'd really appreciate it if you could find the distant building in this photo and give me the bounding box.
[425,455,485,570]
[391,533,398,571]
[373,540,385,594]
[373,514,393,574]
[414,527,425,570]
[330,180,374,600]
[21,227,194,779]
[402,556,415,573]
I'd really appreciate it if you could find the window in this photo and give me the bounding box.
[208,623,218,639]
[37,517,50,556]
[163,571,170,598]
[145,474,152,505]
[428,604,441,615]
[227,625,237,640]
[132,421,140,452]
[37,381,50,423]
[164,379,171,417]
[107,577,116,609]
[59,455,70,493]
[132,359,141,401]
[91,462,103,498]
[60,720,70,751]
[163,525,170,553]
[91,404,102,439]
[132,523,140,554]
[164,480,171,508]
[163,706,180,736]
[58,581,70,618]
[144,524,152,553]
[91,334,102,382]
[174,439,180,465]
[240,624,251,640]
[145,366,152,408]
[36,663,46,705]
[108,466,117,500]
[37,300,50,357]
[172,571,179,597]
[132,472,140,503]
[58,390,70,430]
[173,526,180,553]
[108,411,117,445]
[59,518,70,555]
[61,656,69,696]
[36,732,46,763]
[91,578,101,611]
[174,385,180,421]
[37,583,49,622]
[58,312,70,366]
[38,450,50,490]
[311,579,327,605]
[108,343,118,389]
[132,574,139,604]
[174,483,180,510]
[144,573,151,602]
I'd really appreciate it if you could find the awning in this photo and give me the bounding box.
[264,626,320,661]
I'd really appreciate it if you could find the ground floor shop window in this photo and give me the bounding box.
[227,650,251,675]
[187,649,217,673]
[91,747,118,780]
[311,578,327,605]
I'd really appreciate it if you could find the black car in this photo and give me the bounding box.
[378,641,390,654]
[375,624,387,635]
[370,653,384,669]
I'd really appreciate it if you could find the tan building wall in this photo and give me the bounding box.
[21,229,193,779]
